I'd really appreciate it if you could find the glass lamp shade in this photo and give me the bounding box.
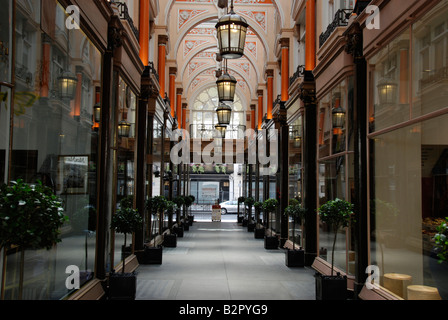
[216,103,232,125]
[215,124,227,139]
[118,120,131,138]
[216,72,237,103]
[377,79,397,105]
[294,136,302,148]
[57,71,78,100]
[94,103,101,123]
[332,106,346,130]
[215,9,248,59]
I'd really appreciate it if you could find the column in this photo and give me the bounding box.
[139,0,150,65]
[182,103,187,130]
[169,67,177,117]
[177,88,183,129]
[40,35,51,98]
[250,104,256,131]
[134,66,150,253]
[96,20,122,280]
[280,38,290,102]
[266,69,274,119]
[300,76,317,267]
[158,35,168,97]
[345,22,369,299]
[257,90,264,130]
[73,66,83,117]
[305,0,316,71]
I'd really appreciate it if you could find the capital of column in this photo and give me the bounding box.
[158,34,169,46]
[279,37,290,49]
[169,67,177,76]
[257,90,264,97]
[177,88,183,95]
[266,69,274,78]
[182,103,188,109]
[250,104,256,110]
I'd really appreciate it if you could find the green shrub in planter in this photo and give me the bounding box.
[0,179,67,299]
[262,198,279,249]
[432,217,448,299]
[316,198,354,300]
[284,199,306,267]
[110,206,142,300]
[111,206,143,272]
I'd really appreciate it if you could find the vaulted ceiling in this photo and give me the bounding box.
[157,0,291,116]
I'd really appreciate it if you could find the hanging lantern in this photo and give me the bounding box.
[377,78,397,105]
[216,71,237,103]
[215,0,248,59]
[215,124,227,139]
[57,71,78,100]
[118,120,131,138]
[332,106,346,135]
[93,102,101,123]
[216,103,232,125]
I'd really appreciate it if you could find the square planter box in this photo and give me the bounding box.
[314,272,347,300]
[183,223,190,231]
[188,215,194,226]
[254,228,265,239]
[237,216,244,223]
[173,226,184,238]
[247,222,255,232]
[285,249,304,267]
[163,234,177,248]
[139,246,163,265]
[242,219,248,227]
[108,272,136,300]
[264,235,279,249]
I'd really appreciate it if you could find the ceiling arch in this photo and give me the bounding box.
[171,13,269,66]
[189,81,249,113]
[185,65,254,100]
[179,42,262,85]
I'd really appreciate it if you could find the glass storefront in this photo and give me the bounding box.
[369,0,448,300]
[317,76,355,275]
[2,1,101,299]
[113,76,137,270]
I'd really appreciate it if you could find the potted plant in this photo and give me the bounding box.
[172,196,185,237]
[244,197,255,232]
[253,201,265,239]
[0,180,67,300]
[163,201,178,248]
[430,217,448,300]
[237,196,245,223]
[315,198,354,300]
[109,205,143,300]
[142,195,167,264]
[262,198,279,249]
[118,195,134,259]
[284,199,306,267]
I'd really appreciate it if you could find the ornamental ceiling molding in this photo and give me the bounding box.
[178,9,208,30]
[183,39,208,57]
[165,0,284,29]
[179,42,261,84]
[237,10,267,32]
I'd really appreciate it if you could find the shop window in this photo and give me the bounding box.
[369,32,410,131]
[412,1,448,118]
[3,1,101,300]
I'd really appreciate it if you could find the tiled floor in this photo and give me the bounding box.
[135,220,316,300]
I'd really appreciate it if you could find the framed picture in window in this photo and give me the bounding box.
[57,155,89,194]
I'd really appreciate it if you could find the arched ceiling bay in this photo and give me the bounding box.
[164,0,282,111]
